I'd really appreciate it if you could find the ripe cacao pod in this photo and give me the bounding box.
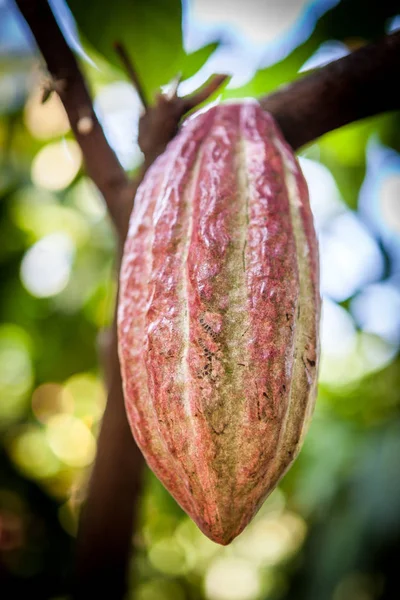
[118,101,320,545]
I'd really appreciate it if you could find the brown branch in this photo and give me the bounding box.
[15,0,131,236]
[138,74,229,169]
[114,42,149,110]
[73,249,144,599]
[182,74,229,111]
[260,30,400,150]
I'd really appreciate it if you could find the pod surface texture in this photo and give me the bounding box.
[118,102,320,545]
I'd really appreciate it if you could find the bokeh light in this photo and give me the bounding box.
[319,212,384,302]
[174,517,220,570]
[32,383,74,424]
[11,187,89,245]
[351,282,400,346]
[24,82,70,140]
[8,426,60,479]
[321,298,357,359]
[233,512,307,567]
[94,82,143,170]
[204,557,261,600]
[299,157,344,229]
[46,414,96,468]
[148,537,194,575]
[63,373,106,423]
[319,297,397,386]
[44,467,84,500]
[0,324,33,425]
[20,232,75,298]
[68,176,106,222]
[31,139,82,191]
[380,172,400,233]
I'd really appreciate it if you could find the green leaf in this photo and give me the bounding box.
[67,0,182,101]
[66,0,218,101]
[180,42,219,81]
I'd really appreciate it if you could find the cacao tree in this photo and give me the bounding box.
[1,0,400,598]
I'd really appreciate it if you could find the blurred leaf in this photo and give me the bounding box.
[281,417,400,600]
[319,114,394,167]
[0,324,33,426]
[66,0,218,100]
[322,356,400,422]
[180,42,219,80]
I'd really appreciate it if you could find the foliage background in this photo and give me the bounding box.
[0,0,400,598]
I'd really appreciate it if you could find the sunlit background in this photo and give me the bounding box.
[1,0,400,598]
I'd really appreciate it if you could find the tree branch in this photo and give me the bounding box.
[15,0,131,236]
[138,74,229,169]
[182,74,229,111]
[260,30,400,150]
[73,254,144,598]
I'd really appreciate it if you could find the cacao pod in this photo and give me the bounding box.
[118,101,320,545]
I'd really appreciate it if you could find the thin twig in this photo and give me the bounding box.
[182,73,229,111]
[138,73,229,169]
[114,41,149,110]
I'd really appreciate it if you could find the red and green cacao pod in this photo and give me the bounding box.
[118,102,320,545]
